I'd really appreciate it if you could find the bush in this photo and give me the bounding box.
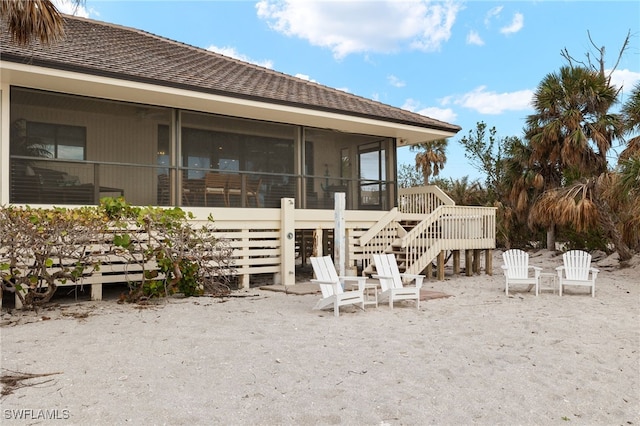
[0,199,234,309]
[100,198,233,303]
[0,205,104,309]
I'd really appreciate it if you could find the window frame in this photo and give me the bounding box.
[26,121,87,160]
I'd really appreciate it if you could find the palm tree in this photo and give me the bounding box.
[529,176,632,261]
[607,159,640,252]
[444,176,484,206]
[610,83,640,251]
[0,0,76,46]
[412,138,447,184]
[527,66,622,177]
[620,82,640,161]
[525,66,624,249]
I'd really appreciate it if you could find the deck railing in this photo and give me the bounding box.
[399,205,496,275]
[3,185,498,308]
[398,185,455,214]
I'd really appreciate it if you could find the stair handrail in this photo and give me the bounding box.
[397,205,448,275]
[399,205,497,275]
[358,207,400,246]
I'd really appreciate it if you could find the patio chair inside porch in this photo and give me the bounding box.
[204,173,228,206]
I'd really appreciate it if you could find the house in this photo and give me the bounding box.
[1,15,495,292]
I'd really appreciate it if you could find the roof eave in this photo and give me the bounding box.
[1,57,460,144]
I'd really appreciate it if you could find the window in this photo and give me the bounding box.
[358,141,386,209]
[26,122,86,160]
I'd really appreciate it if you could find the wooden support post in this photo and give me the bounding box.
[91,283,103,301]
[437,250,445,281]
[453,250,460,275]
[14,291,24,309]
[240,232,250,288]
[240,274,251,288]
[485,249,493,275]
[426,263,433,280]
[334,193,346,277]
[281,198,296,286]
[473,249,481,274]
[313,227,323,257]
[465,250,473,277]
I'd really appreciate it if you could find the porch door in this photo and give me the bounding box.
[358,141,386,210]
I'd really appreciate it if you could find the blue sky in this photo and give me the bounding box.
[56,0,640,181]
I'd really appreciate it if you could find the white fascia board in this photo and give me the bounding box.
[1,61,456,145]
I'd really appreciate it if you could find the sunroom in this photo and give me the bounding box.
[9,87,396,211]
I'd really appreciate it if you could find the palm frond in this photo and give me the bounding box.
[0,0,64,46]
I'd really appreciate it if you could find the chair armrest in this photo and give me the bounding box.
[338,276,367,283]
[372,274,393,280]
[372,274,394,292]
[399,273,424,289]
[311,279,338,285]
[401,273,425,279]
[339,276,367,292]
[531,266,542,278]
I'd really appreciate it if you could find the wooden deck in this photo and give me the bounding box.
[3,186,496,307]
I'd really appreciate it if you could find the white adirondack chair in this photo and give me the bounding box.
[310,256,367,317]
[372,253,424,309]
[501,249,542,296]
[556,250,599,297]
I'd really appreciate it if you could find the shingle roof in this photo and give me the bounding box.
[0,14,460,134]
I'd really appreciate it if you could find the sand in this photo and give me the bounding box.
[0,250,638,425]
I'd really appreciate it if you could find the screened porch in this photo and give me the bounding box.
[9,87,398,210]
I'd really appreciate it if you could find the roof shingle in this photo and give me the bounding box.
[0,15,460,133]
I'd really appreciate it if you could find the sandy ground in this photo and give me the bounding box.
[0,250,638,426]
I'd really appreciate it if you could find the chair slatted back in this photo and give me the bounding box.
[563,250,591,281]
[310,256,343,298]
[373,253,403,291]
[502,249,530,279]
[205,173,228,189]
[227,174,242,190]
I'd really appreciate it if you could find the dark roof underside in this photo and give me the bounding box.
[0,15,460,134]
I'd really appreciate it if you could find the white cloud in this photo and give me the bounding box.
[402,99,457,123]
[206,45,274,69]
[256,0,463,59]
[388,75,406,88]
[294,73,317,83]
[466,30,484,46]
[500,12,524,35]
[484,6,503,26]
[52,0,92,17]
[608,68,640,92]
[453,86,533,114]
